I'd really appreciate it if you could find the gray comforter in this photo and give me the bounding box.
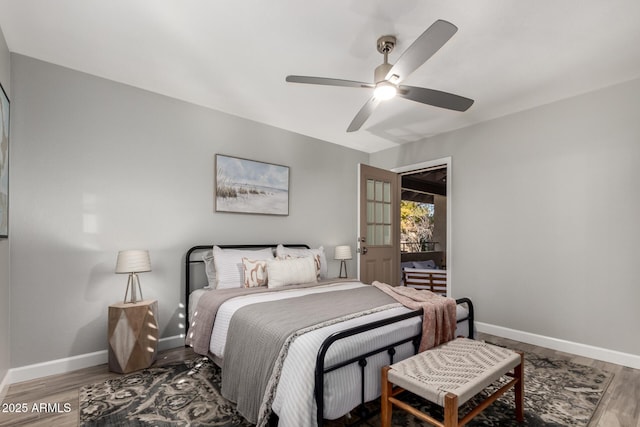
[220,285,398,424]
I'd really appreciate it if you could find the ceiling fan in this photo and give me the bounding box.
[286,20,474,132]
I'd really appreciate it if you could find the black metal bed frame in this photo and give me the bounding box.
[184,244,474,427]
[184,243,310,325]
[314,298,474,426]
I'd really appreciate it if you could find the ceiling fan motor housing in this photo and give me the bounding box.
[374,62,393,83]
[375,35,397,84]
[376,35,396,54]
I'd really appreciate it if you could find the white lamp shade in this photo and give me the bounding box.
[116,250,151,274]
[334,245,352,260]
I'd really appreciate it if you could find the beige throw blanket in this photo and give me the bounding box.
[372,281,457,351]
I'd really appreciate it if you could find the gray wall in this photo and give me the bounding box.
[6,49,639,370]
[371,78,640,356]
[0,26,10,390]
[10,54,367,367]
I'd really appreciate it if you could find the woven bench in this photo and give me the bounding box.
[381,338,524,427]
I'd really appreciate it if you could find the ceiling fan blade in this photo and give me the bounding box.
[347,97,382,132]
[398,85,474,112]
[385,20,458,83]
[286,75,374,89]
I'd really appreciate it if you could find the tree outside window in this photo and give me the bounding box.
[400,200,434,252]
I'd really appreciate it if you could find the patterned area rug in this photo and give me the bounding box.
[80,349,612,427]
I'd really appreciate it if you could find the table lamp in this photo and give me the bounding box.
[334,245,352,278]
[115,250,151,303]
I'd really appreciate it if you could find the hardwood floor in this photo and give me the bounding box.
[480,334,640,427]
[0,347,194,426]
[0,335,638,426]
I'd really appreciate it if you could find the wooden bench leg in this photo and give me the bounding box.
[444,392,458,427]
[381,366,393,427]
[515,352,525,422]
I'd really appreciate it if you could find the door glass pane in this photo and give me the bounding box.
[375,202,383,223]
[367,225,375,244]
[365,177,393,247]
[367,202,375,223]
[367,179,374,200]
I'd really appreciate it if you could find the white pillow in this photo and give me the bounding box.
[202,250,216,288]
[276,244,328,279]
[242,257,268,288]
[278,253,321,280]
[213,246,274,289]
[267,256,318,288]
[400,261,414,270]
[413,260,437,269]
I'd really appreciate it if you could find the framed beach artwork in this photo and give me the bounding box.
[0,82,9,238]
[215,154,289,216]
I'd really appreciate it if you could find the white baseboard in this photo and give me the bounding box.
[9,349,108,385]
[477,322,640,370]
[6,335,185,385]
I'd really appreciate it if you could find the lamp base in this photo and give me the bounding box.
[338,260,348,279]
[123,272,144,304]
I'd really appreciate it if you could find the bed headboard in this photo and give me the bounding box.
[184,244,310,321]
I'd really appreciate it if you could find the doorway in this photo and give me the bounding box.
[400,165,447,266]
[393,158,452,294]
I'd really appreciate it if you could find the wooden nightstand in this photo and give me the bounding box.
[108,299,158,373]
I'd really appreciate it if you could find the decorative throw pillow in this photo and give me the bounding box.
[242,257,268,288]
[278,253,321,280]
[267,256,318,288]
[202,250,216,288]
[275,244,328,279]
[213,246,274,289]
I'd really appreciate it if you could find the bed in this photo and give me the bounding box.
[184,244,474,427]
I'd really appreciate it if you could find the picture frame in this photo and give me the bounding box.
[215,154,289,216]
[0,82,9,238]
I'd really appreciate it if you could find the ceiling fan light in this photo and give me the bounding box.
[374,81,397,100]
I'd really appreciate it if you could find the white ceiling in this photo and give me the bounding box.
[1,0,639,153]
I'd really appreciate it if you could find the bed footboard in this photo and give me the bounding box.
[313,297,474,426]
